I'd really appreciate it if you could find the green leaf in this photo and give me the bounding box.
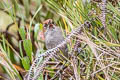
[19,27,26,40]
[108,25,117,40]
[19,41,23,57]
[2,35,6,51]
[34,23,40,40]
[0,2,4,8]
[37,74,43,80]
[23,39,32,61]
[23,0,30,18]
[94,27,97,37]
[21,57,30,70]
[107,2,120,17]
[11,0,19,12]
[39,23,43,30]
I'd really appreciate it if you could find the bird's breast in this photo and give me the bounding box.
[44,29,64,49]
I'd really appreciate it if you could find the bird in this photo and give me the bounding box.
[43,19,68,60]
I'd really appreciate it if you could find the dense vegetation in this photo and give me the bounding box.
[0,0,120,80]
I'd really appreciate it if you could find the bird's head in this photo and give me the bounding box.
[43,19,55,31]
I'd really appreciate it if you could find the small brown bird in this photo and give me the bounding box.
[43,19,68,59]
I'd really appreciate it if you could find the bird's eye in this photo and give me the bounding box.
[43,23,48,29]
[52,21,54,24]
